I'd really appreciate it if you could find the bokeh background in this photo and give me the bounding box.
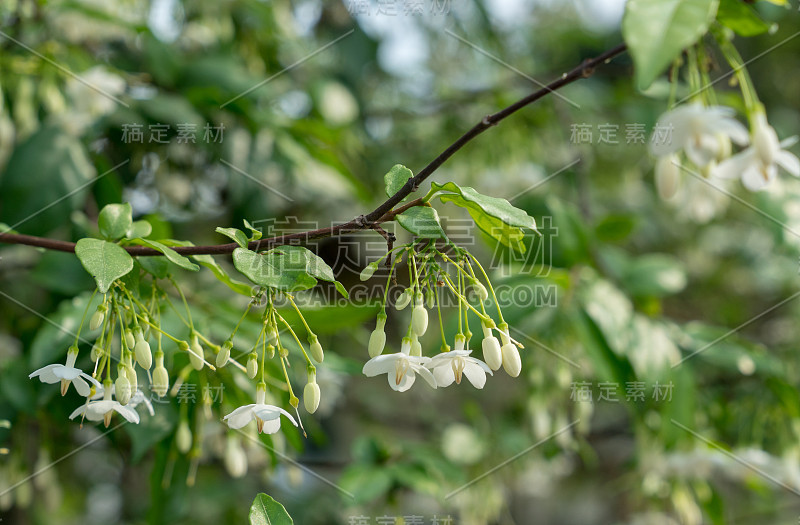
[2,1,800,524]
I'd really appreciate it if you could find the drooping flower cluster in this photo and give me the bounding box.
[28,267,326,482]
[360,241,524,392]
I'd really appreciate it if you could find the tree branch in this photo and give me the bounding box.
[0,43,627,256]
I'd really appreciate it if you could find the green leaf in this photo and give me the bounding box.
[98,203,132,240]
[384,164,413,200]
[193,254,253,296]
[396,206,447,238]
[249,493,293,525]
[338,465,393,504]
[432,181,537,253]
[621,254,687,298]
[138,256,169,279]
[623,0,719,89]
[126,220,153,239]
[0,124,96,236]
[233,246,347,297]
[75,238,135,293]
[216,227,249,248]
[129,238,200,271]
[717,0,771,36]
[243,219,263,240]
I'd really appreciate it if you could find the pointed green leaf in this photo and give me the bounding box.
[0,223,18,234]
[129,238,199,271]
[384,164,413,200]
[75,238,134,293]
[717,0,771,36]
[233,246,347,297]
[396,206,446,239]
[98,203,133,240]
[216,227,250,248]
[431,181,537,252]
[243,219,263,240]
[193,254,253,296]
[249,493,293,525]
[623,0,719,89]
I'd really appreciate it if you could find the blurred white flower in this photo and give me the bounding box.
[715,112,799,191]
[426,350,492,388]
[63,66,125,135]
[441,423,485,465]
[650,103,749,168]
[29,347,100,396]
[362,337,436,392]
[222,383,297,434]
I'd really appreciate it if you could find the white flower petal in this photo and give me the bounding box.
[52,366,82,381]
[29,364,60,383]
[714,150,752,180]
[68,405,87,420]
[259,417,283,434]
[413,365,437,389]
[742,163,775,191]
[713,117,750,146]
[463,362,488,389]
[252,405,297,427]
[362,354,400,377]
[775,150,800,177]
[685,133,719,168]
[114,405,141,424]
[71,376,91,397]
[223,405,257,429]
[432,366,455,387]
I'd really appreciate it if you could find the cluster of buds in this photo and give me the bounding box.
[361,241,524,392]
[29,273,325,465]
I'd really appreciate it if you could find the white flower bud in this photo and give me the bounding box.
[115,366,132,405]
[124,329,136,350]
[473,281,489,302]
[224,436,248,478]
[246,352,258,379]
[655,154,681,200]
[266,325,278,346]
[216,340,233,368]
[410,334,422,357]
[368,314,387,358]
[394,288,412,310]
[176,421,192,454]
[308,334,324,363]
[304,381,321,414]
[502,343,522,377]
[359,262,378,281]
[189,334,204,370]
[481,326,502,371]
[125,364,138,394]
[134,334,152,370]
[411,294,428,337]
[152,352,169,397]
[90,343,102,362]
[89,306,105,331]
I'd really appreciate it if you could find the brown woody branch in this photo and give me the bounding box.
[0,43,627,256]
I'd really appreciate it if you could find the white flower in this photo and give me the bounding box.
[650,103,749,168]
[69,380,140,427]
[89,384,154,416]
[222,383,298,434]
[425,350,493,389]
[29,347,100,396]
[362,337,437,392]
[715,113,799,191]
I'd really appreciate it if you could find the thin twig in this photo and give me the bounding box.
[0,43,627,256]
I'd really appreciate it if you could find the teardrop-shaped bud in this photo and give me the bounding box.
[394,288,412,310]
[501,343,522,377]
[482,334,503,371]
[152,351,169,397]
[308,334,324,363]
[89,306,105,331]
[411,303,428,337]
[176,421,192,454]
[655,154,681,200]
[124,329,136,350]
[303,381,321,414]
[134,337,152,370]
[359,262,378,281]
[246,352,258,379]
[216,340,233,368]
[189,335,204,370]
[115,365,132,405]
[224,436,248,478]
[368,328,386,358]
